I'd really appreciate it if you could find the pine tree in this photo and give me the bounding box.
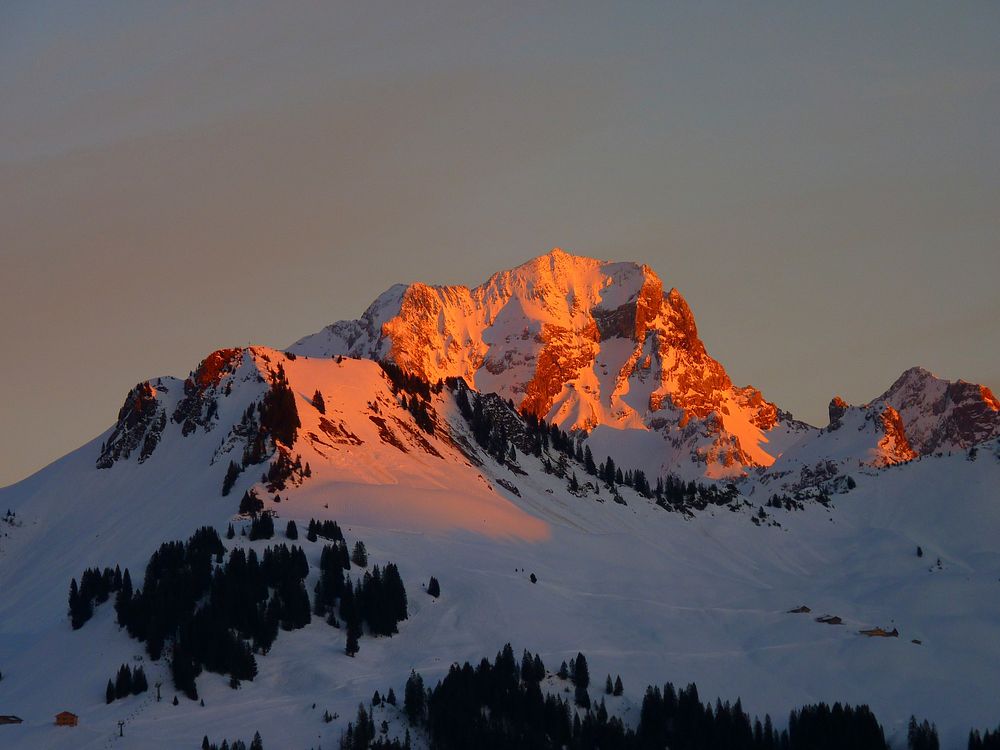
[285,520,298,540]
[226,523,235,540]
[222,461,241,496]
[239,489,263,515]
[311,390,326,414]
[602,456,617,486]
[605,675,613,694]
[250,731,263,750]
[404,670,424,726]
[427,576,440,598]
[106,679,115,704]
[573,652,590,689]
[345,622,360,657]
[386,687,397,706]
[68,577,92,630]
[351,541,368,567]
[133,666,148,695]
[115,663,133,699]
[613,675,623,696]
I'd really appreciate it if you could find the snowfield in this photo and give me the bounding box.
[1,346,999,749]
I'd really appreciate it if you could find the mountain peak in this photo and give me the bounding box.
[869,365,1000,454]
[290,250,798,478]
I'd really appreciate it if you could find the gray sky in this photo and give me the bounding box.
[2,1,998,486]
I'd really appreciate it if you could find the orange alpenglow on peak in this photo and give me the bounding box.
[288,251,999,479]
[289,249,800,478]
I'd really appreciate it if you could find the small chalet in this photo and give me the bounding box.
[0,715,24,725]
[860,626,899,638]
[55,711,78,727]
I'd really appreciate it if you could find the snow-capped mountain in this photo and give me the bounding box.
[1,249,998,749]
[291,248,812,479]
[291,249,999,482]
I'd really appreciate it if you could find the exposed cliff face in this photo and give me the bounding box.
[96,348,283,476]
[874,405,918,466]
[96,380,171,468]
[291,248,802,478]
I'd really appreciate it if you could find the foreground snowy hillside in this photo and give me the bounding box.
[0,335,998,748]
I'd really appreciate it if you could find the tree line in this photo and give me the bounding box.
[390,644,896,750]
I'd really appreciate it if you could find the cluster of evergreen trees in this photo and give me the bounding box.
[262,450,311,492]
[455,387,519,464]
[68,564,126,629]
[105,663,148,703]
[379,362,441,402]
[650,474,741,513]
[312,389,326,414]
[400,394,435,434]
[907,717,939,750]
[307,518,344,542]
[969,725,1000,749]
[352,541,369,567]
[340,701,412,750]
[239,489,264,515]
[312,543,408,656]
[248,512,275,540]
[604,674,624,696]
[555,652,593,708]
[259,364,300,447]
[785,703,886,749]
[200,732,263,750]
[378,361,441,435]
[766,494,804,511]
[72,527,316,700]
[395,644,895,750]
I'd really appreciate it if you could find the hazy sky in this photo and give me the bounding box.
[2,1,998,486]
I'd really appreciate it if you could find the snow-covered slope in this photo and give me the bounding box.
[2,252,999,749]
[291,249,812,479]
[1,342,998,748]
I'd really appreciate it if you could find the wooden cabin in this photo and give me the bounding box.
[859,626,899,638]
[815,614,843,625]
[55,711,78,727]
[0,715,24,725]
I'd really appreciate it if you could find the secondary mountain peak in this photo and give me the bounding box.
[873,365,1000,454]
